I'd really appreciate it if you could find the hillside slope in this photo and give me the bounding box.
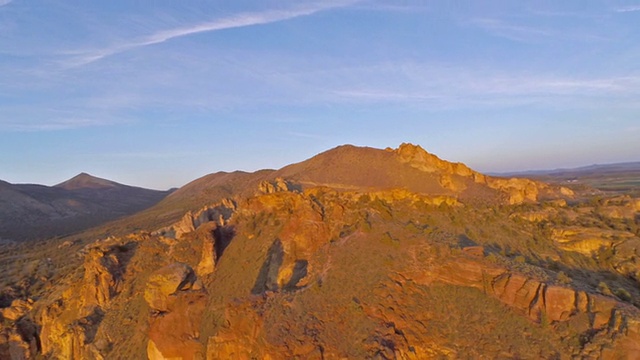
[0,173,171,241]
[497,161,640,194]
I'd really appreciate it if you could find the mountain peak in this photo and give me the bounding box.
[55,173,119,190]
[391,142,471,175]
[395,142,427,154]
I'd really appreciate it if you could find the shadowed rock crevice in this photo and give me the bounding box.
[72,307,104,345]
[284,260,309,290]
[82,241,138,309]
[252,239,284,295]
[16,316,41,355]
[213,225,235,260]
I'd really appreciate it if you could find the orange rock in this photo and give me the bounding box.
[544,286,576,322]
[589,294,618,329]
[576,291,589,313]
[512,278,542,315]
[498,274,528,307]
[0,299,32,322]
[195,224,217,277]
[206,301,274,360]
[148,292,207,360]
[82,244,131,309]
[144,263,196,312]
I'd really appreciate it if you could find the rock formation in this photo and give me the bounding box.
[145,263,207,360]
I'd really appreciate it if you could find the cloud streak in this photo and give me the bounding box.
[323,62,640,108]
[468,18,554,43]
[66,1,356,67]
[615,5,640,12]
[0,0,11,7]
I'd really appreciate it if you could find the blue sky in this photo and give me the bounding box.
[1,0,639,189]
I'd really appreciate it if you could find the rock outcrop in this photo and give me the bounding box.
[551,227,636,255]
[144,263,206,360]
[0,299,32,322]
[82,245,130,309]
[144,263,197,313]
[154,200,236,239]
[35,239,138,359]
[37,299,105,360]
[0,308,39,360]
[425,252,639,337]
[258,177,296,194]
[394,143,476,178]
[392,143,573,204]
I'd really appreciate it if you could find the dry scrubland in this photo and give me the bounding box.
[1,144,640,359]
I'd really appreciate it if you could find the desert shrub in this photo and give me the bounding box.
[514,255,526,264]
[598,282,613,296]
[540,310,549,329]
[594,245,616,267]
[557,271,572,285]
[615,288,632,302]
[357,194,371,206]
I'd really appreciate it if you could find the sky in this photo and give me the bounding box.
[1,0,639,189]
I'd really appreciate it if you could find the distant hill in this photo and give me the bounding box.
[496,161,640,193]
[0,173,172,241]
[55,172,120,190]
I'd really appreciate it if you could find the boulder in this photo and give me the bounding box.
[544,286,576,321]
[147,292,206,360]
[196,229,216,277]
[173,212,196,239]
[144,263,196,312]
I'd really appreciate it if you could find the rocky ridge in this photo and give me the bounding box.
[0,143,638,359]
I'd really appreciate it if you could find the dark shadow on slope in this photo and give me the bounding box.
[75,307,105,344]
[251,239,284,294]
[458,234,477,248]
[284,260,308,290]
[213,225,235,260]
[108,242,139,298]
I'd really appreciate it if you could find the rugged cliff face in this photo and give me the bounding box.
[0,144,638,359]
[393,142,574,204]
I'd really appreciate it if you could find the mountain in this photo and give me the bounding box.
[2,144,640,359]
[54,172,119,190]
[0,173,172,241]
[112,143,572,236]
[497,161,640,177]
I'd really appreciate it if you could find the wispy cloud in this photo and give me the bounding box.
[333,89,445,102]
[98,151,200,160]
[469,18,553,42]
[615,5,640,12]
[0,0,12,7]
[65,1,356,67]
[1,114,129,132]
[324,62,640,108]
[285,131,328,140]
[352,1,430,13]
